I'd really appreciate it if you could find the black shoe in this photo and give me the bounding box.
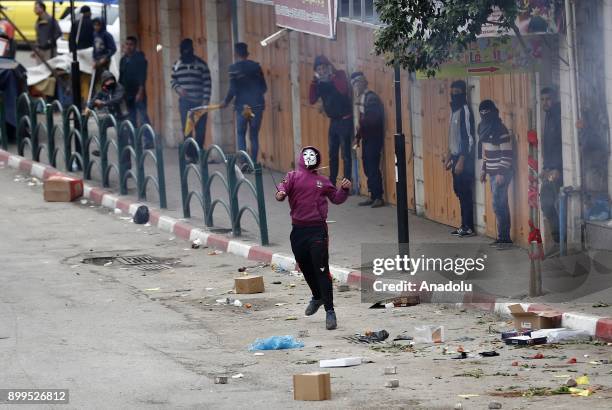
[326,310,337,330]
[358,199,374,206]
[496,241,514,251]
[371,199,385,208]
[240,163,253,174]
[305,299,323,316]
[451,229,461,236]
[457,227,475,237]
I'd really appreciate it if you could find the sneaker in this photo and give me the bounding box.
[305,299,323,316]
[240,163,253,174]
[358,199,374,206]
[457,228,475,237]
[325,310,337,330]
[451,229,461,236]
[496,241,514,251]
[371,199,385,208]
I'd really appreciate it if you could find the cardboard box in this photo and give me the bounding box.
[43,175,83,202]
[234,275,264,294]
[508,304,560,331]
[293,372,331,401]
[504,335,547,346]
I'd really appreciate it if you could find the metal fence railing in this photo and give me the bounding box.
[8,92,167,209]
[179,140,269,245]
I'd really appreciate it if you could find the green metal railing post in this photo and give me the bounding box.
[155,132,167,209]
[0,92,7,150]
[226,154,240,236]
[254,163,269,245]
[134,124,145,199]
[202,148,213,226]
[178,143,191,218]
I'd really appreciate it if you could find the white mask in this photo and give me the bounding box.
[302,149,318,168]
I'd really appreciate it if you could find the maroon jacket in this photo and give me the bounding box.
[278,146,349,226]
[309,70,352,120]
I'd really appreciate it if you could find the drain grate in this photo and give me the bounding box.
[116,256,160,265]
[339,335,387,345]
[135,264,171,271]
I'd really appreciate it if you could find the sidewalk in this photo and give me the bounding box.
[2,145,612,341]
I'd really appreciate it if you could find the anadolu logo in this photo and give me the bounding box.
[316,180,323,188]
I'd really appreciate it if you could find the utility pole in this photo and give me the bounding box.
[393,63,410,249]
[70,0,82,109]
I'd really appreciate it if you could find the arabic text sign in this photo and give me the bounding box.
[274,0,337,39]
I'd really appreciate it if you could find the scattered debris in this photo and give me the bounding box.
[392,334,413,341]
[369,296,420,309]
[297,330,309,338]
[133,206,149,224]
[488,402,502,409]
[565,378,578,387]
[235,275,264,294]
[272,281,282,285]
[103,261,113,267]
[192,238,202,249]
[413,325,444,343]
[385,379,399,388]
[244,303,252,309]
[285,316,298,321]
[454,369,484,378]
[337,284,350,292]
[253,352,264,356]
[320,357,362,368]
[479,351,500,357]
[457,394,479,399]
[144,288,160,291]
[231,373,244,379]
[384,366,397,375]
[294,359,318,365]
[370,343,415,353]
[592,302,609,308]
[175,289,191,292]
[208,250,223,255]
[233,299,243,307]
[293,372,331,401]
[80,199,88,205]
[275,303,287,307]
[214,376,228,384]
[567,357,577,364]
[114,208,122,215]
[248,335,304,351]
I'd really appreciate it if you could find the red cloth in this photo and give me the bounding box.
[527,129,538,147]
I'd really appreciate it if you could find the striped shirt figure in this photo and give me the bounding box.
[174,39,211,162]
[478,99,514,248]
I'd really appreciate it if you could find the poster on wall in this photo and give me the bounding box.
[480,0,565,37]
[274,0,338,39]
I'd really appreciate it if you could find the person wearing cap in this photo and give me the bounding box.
[309,55,353,185]
[478,99,514,250]
[222,42,267,164]
[33,1,61,61]
[275,146,352,330]
[443,80,475,237]
[351,71,385,208]
[69,5,94,52]
[171,38,211,162]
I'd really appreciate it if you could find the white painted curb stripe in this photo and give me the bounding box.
[228,241,252,259]
[83,185,93,198]
[101,194,118,210]
[8,156,20,168]
[31,163,46,179]
[329,266,351,283]
[562,312,601,336]
[157,216,177,233]
[189,228,210,246]
[271,253,296,271]
[128,202,145,216]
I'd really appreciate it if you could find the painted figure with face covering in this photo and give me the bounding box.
[276,146,352,330]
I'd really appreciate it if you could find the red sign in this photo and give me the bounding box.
[274,0,337,39]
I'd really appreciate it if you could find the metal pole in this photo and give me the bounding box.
[70,0,82,109]
[231,0,239,44]
[393,63,409,247]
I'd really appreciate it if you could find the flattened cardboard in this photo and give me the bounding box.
[293,372,331,401]
[234,275,265,294]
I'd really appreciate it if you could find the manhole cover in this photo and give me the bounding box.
[116,256,160,265]
[135,264,170,271]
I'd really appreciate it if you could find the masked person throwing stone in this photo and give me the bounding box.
[275,147,352,330]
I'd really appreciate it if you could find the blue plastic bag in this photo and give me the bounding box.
[248,335,304,351]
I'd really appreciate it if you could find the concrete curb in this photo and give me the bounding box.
[1,149,611,341]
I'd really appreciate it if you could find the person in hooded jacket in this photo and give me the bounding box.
[276,146,352,330]
[478,99,514,250]
[309,55,353,185]
[443,80,476,237]
[92,17,116,89]
[88,70,130,169]
[222,42,267,163]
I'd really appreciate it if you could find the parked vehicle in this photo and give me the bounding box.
[0,1,77,43]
